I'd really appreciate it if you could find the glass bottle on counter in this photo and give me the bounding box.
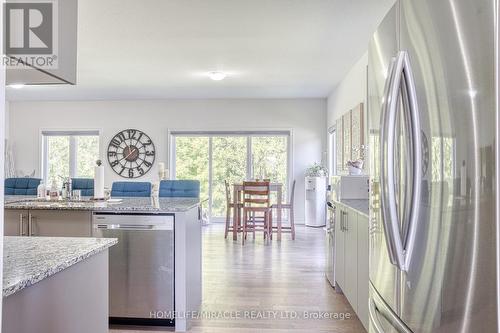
[49,181,59,200]
[37,181,46,199]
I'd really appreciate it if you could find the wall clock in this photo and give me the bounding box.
[107,129,156,178]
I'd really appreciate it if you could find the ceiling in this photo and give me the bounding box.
[7,0,394,101]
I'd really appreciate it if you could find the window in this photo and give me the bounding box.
[42,131,100,187]
[172,131,291,221]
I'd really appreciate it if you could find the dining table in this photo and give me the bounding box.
[232,182,284,241]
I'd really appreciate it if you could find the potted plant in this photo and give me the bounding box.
[305,162,328,178]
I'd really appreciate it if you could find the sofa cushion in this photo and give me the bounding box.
[71,178,94,197]
[5,178,41,195]
[111,181,151,197]
[159,180,200,198]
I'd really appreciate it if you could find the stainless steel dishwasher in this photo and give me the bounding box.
[92,212,175,326]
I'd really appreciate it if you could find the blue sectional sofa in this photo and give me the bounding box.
[111,181,151,197]
[5,178,41,195]
[71,178,94,197]
[159,180,200,198]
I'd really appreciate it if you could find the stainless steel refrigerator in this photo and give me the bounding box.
[368,1,498,332]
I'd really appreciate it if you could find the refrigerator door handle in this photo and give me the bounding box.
[380,54,403,267]
[369,297,385,333]
[369,287,413,333]
[400,51,422,271]
[381,51,422,272]
[368,297,412,333]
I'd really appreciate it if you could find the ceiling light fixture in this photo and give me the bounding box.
[208,71,227,81]
[9,83,25,89]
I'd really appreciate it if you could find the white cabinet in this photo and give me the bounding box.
[344,209,358,311]
[357,214,369,330]
[333,202,369,330]
[334,203,346,289]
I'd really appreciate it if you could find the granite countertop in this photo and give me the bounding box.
[333,199,369,217]
[3,236,117,297]
[4,196,200,213]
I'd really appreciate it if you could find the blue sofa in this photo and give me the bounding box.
[111,181,151,197]
[71,178,94,197]
[5,178,41,195]
[159,180,200,198]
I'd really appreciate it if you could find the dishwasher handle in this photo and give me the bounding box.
[93,224,171,231]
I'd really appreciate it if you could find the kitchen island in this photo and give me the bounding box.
[3,236,117,333]
[4,196,202,332]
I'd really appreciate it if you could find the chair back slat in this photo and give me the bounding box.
[243,181,270,207]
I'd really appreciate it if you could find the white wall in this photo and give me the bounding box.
[326,52,368,173]
[327,52,368,127]
[8,98,326,223]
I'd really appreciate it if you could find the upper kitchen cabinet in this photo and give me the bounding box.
[5,0,77,85]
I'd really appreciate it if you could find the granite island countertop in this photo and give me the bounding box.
[332,199,369,217]
[4,196,200,213]
[3,236,117,297]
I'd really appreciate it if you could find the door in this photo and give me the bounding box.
[4,209,28,236]
[344,208,358,310]
[399,0,497,332]
[368,2,400,315]
[334,203,345,290]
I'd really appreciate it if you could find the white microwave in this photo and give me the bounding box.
[330,175,369,200]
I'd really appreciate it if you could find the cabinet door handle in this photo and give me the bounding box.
[340,211,344,231]
[19,214,26,236]
[345,212,348,231]
[28,214,35,236]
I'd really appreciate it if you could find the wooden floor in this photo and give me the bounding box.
[110,224,366,333]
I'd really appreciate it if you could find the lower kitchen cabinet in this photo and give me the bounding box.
[4,209,92,237]
[334,204,346,289]
[4,209,29,236]
[343,208,358,311]
[29,210,92,237]
[356,214,369,329]
[334,202,369,330]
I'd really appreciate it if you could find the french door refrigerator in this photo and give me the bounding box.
[368,1,498,332]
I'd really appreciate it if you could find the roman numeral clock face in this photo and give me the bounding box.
[107,129,156,178]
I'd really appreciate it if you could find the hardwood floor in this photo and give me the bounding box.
[110,224,366,333]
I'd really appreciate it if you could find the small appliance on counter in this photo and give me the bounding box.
[330,175,369,201]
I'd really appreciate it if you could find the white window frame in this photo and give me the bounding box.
[328,125,336,176]
[41,130,100,183]
[168,130,293,221]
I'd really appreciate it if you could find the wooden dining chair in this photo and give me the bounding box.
[224,180,241,238]
[242,181,271,244]
[271,179,296,240]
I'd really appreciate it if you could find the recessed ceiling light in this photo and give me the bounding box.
[8,84,25,89]
[208,71,227,81]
